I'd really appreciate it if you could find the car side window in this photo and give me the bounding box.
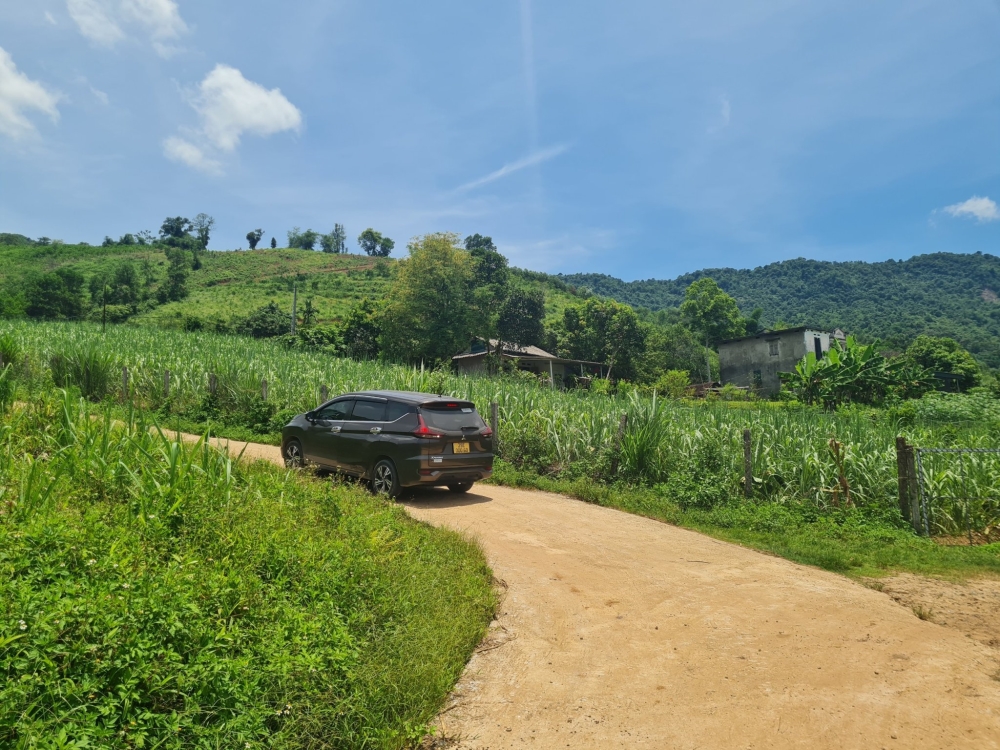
[316,399,354,420]
[385,401,415,422]
[351,400,386,422]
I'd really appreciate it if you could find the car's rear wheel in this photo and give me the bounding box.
[448,482,473,494]
[283,438,304,469]
[372,459,401,498]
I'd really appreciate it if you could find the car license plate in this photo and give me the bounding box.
[453,442,470,454]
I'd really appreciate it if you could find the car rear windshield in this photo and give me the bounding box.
[420,404,485,431]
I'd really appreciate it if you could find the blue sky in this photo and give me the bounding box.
[1,1,998,281]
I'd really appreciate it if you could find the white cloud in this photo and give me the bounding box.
[457,144,570,191]
[90,86,109,105]
[66,0,186,54]
[0,47,60,140]
[164,65,302,174]
[163,136,221,174]
[195,65,302,151]
[942,196,999,223]
[45,11,58,25]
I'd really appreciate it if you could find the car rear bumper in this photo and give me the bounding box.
[408,467,492,487]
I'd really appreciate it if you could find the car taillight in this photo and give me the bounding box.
[413,414,443,439]
[481,425,493,437]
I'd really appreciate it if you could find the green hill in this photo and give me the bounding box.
[0,242,585,330]
[559,253,1000,367]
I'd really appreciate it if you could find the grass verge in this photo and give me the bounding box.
[489,462,1000,580]
[1,395,495,749]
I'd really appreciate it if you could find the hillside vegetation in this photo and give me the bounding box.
[560,252,1000,366]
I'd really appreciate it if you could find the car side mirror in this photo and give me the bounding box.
[305,411,316,421]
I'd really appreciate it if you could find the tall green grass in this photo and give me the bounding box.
[2,320,999,535]
[0,392,495,748]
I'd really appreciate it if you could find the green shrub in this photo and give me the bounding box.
[0,396,495,748]
[50,343,117,401]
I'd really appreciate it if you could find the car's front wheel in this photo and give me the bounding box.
[448,482,473,494]
[371,459,401,498]
[283,438,304,469]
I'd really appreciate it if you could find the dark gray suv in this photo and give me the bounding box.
[281,391,494,497]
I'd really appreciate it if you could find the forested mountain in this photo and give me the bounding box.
[560,252,1000,367]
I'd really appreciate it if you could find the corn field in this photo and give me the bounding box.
[2,321,999,535]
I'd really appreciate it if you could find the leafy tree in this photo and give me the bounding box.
[246,229,265,251]
[89,262,141,309]
[905,335,980,391]
[102,236,115,248]
[464,234,497,253]
[270,237,277,249]
[24,268,85,320]
[158,248,190,303]
[555,298,646,381]
[680,278,747,346]
[160,217,192,240]
[497,287,545,349]
[321,224,347,254]
[357,228,395,257]
[136,230,155,245]
[380,233,474,363]
[300,297,318,327]
[237,302,291,338]
[192,213,215,250]
[638,323,710,383]
[654,370,692,399]
[287,227,319,251]
[341,298,383,360]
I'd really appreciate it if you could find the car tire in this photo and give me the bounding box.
[371,459,401,499]
[448,482,474,494]
[283,438,304,469]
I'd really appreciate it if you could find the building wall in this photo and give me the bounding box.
[719,329,831,396]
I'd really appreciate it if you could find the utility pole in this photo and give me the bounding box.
[102,283,108,333]
[290,283,298,335]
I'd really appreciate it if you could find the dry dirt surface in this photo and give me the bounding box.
[180,434,1000,748]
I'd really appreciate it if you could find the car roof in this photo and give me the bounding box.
[344,390,476,406]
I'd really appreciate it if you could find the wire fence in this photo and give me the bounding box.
[915,448,1000,543]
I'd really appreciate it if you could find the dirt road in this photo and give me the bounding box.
[194,435,1000,748]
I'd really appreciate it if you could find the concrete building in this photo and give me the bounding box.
[718,327,836,396]
[452,339,605,388]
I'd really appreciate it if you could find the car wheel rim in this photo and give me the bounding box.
[284,443,301,467]
[374,464,393,494]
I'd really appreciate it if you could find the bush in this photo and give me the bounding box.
[50,343,117,401]
[237,303,290,339]
[0,396,495,748]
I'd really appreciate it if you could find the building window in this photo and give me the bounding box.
[768,341,779,356]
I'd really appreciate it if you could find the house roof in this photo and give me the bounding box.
[452,340,605,367]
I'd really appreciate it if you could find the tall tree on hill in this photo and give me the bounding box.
[287,227,319,250]
[680,278,748,346]
[497,287,545,349]
[246,229,265,250]
[158,248,190,302]
[380,233,474,363]
[358,228,395,257]
[24,268,85,320]
[321,224,347,253]
[270,237,277,249]
[159,217,192,241]
[192,214,215,250]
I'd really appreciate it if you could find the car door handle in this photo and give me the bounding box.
[370,427,382,434]
[331,426,341,433]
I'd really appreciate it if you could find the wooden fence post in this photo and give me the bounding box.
[122,366,129,401]
[743,428,753,498]
[610,413,629,475]
[163,370,170,399]
[208,372,218,396]
[320,384,328,404]
[896,437,923,534]
[261,379,268,402]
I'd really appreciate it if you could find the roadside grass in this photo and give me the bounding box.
[490,462,1000,581]
[0,394,495,749]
